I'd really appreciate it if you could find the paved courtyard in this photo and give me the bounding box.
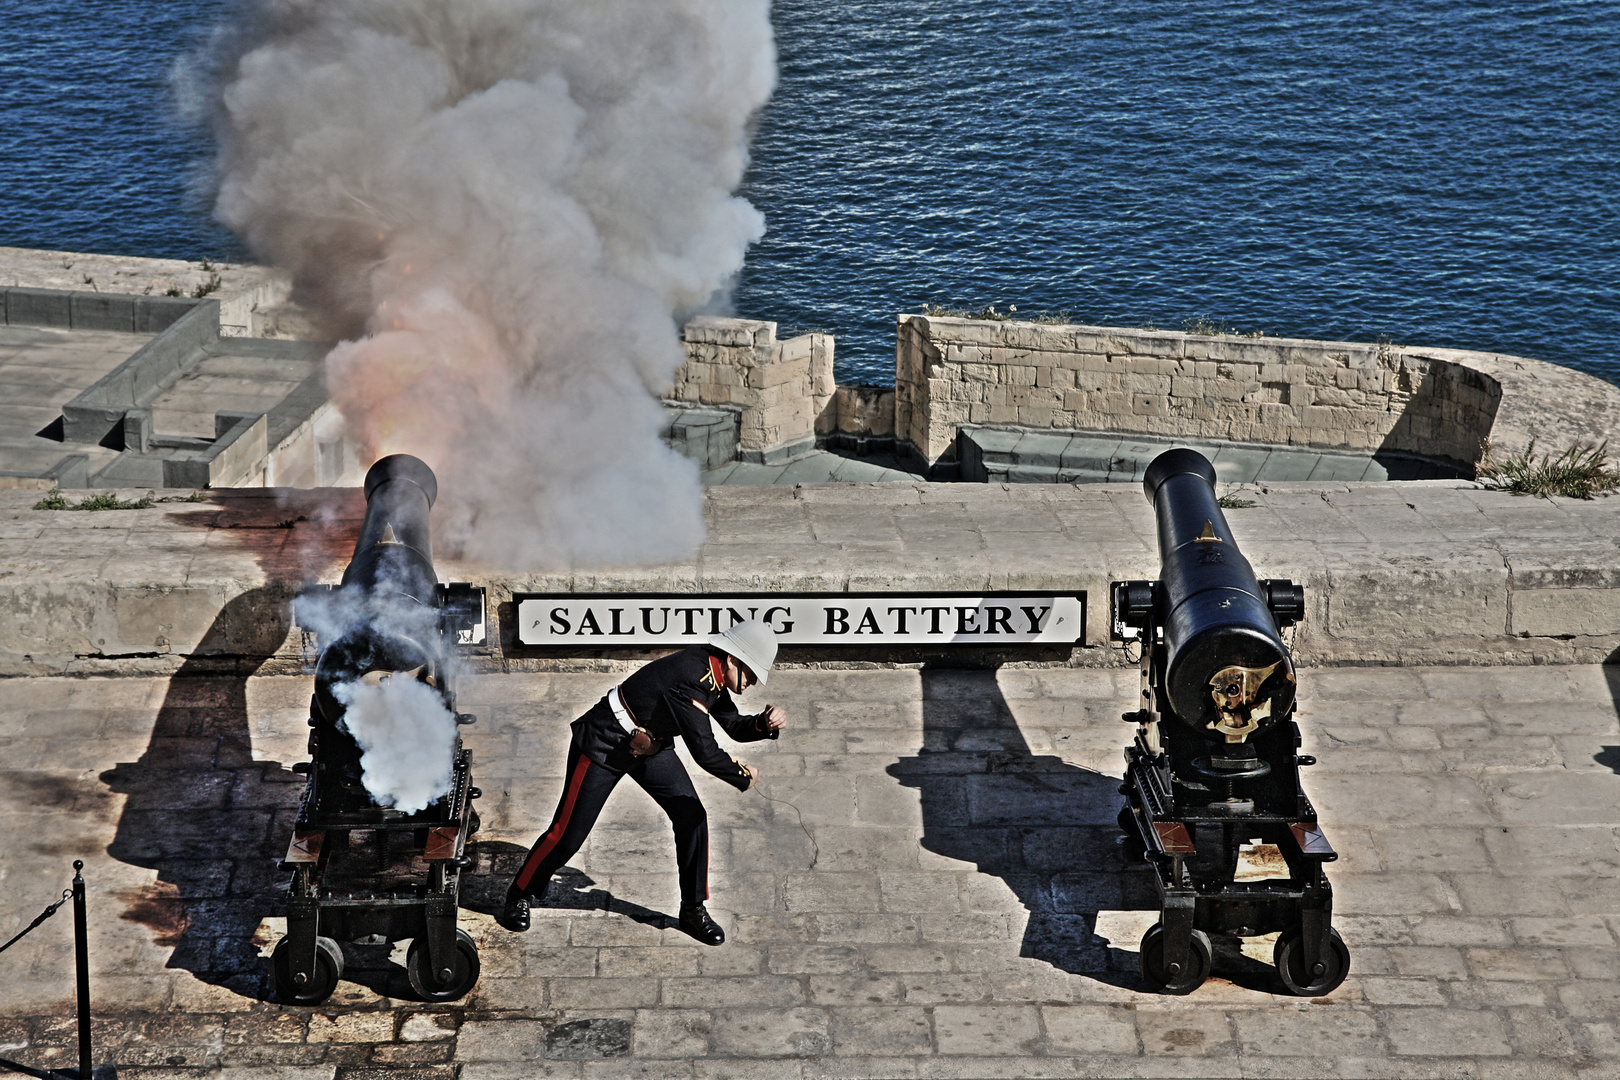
[1,661,1619,1079]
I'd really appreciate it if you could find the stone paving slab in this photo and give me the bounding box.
[1,664,1618,1078]
[4,480,1620,677]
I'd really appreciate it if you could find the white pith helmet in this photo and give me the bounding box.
[710,619,778,686]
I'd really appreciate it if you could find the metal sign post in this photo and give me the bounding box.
[0,861,95,1080]
[72,861,91,1080]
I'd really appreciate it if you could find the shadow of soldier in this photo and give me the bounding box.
[100,586,303,1001]
[887,664,1155,988]
[459,854,677,931]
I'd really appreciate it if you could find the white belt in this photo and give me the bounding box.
[607,686,636,734]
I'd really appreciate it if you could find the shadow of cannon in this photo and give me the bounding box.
[99,586,303,1000]
[887,664,1287,991]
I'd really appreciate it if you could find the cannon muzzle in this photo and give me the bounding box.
[1130,448,1299,741]
[313,455,448,726]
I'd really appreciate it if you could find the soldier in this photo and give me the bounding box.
[499,620,786,944]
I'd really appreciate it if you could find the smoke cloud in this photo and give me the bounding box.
[332,675,458,813]
[193,0,775,568]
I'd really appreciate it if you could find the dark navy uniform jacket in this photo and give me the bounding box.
[572,645,777,790]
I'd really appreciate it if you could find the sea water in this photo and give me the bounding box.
[2,0,1615,385]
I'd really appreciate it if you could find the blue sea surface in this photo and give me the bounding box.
[2,1,1616,386]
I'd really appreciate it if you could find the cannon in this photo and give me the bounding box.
[1111,448,1347,995]
[273,454,488,1005]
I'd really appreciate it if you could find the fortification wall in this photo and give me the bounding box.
[895,316,1511,468]
[672,314,1620,475]
[673,316,834,463]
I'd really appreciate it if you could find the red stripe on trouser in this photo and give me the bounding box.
[516,753,592,893]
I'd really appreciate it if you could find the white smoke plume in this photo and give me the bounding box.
[194,0,775,568]
[333,675,458,814]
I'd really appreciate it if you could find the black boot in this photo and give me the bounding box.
[679,902,725,946]
[497,884,531,933]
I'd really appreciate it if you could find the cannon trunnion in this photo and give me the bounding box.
[1111,448,1347,995]
[274,454,489,1005]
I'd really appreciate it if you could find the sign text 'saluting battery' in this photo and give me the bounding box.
[514,594,1085,647]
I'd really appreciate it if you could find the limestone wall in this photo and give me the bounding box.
[0,245,289,337]
[674,317,834,463]
[818,384,896,439]
[896,316,1513,468]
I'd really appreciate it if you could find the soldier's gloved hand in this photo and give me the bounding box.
[761,704,787,732]
[629,727,655,757]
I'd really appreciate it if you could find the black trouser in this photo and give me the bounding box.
[514,728,709,906]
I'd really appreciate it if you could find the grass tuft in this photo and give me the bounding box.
[1477,439,1620,500]
[32,490,205,511]
[31,490,72,510]
[1217,494,1258,509]
[920,303,1075,325]
[1182,316,1267,339]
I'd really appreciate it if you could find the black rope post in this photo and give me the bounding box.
[71,861,90,1080]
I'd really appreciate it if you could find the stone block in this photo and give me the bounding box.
[632,1009,711,1058]
[134,295,198,333]
[1041,1006,1138,1055]
[663,976,804,1008]
[828,1008,933,1056]
[684,316,774,348]
[5,287,73,327]
[451,1020,549,1062]
[1509,589,1620,637]
[1232,1007,1384,1057]
[1121,372,1170,395]
[1014,406,1059,427]
[710,1008,830,1058]
[1383,1008,1513,1055]
[932,1005,1041,1056]
[1103,331,1184,358]
[69,291,137,331]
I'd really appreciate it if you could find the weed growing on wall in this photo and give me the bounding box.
[1477,440,1620,500]
[920,303,1074,324]
[32,490,205,511]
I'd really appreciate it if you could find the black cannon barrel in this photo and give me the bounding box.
[1142,448,1295,731]
[341,453,439,600]
[315,454,449,731]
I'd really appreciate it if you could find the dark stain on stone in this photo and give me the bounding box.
[114,882,191,948]
[12,772,115,819]
[546,1018,632,1059]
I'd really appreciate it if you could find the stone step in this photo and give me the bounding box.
[957,426,1470,485]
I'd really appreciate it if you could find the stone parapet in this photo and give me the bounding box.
[894,315,1541,470]
[0,245,289,337]
[4,480,1620,677]
[675,317,833,460]
[819,384,897,439]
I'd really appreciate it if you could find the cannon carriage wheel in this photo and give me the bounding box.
[1138,923,1212,995]
[406,928,481,1001]
[1274,926,1349,996]
[270,935,343,1005]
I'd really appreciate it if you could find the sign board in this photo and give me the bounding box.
[513,592,1085,648]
